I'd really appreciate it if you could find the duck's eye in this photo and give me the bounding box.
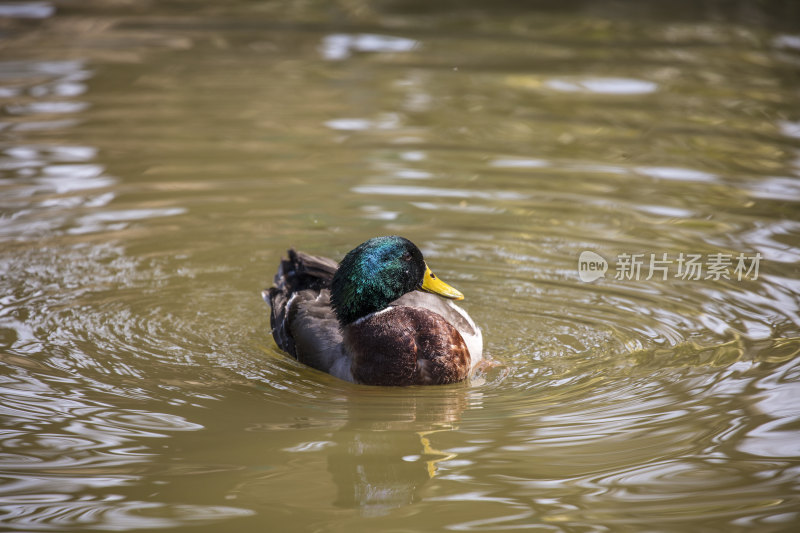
[401,252,412,262]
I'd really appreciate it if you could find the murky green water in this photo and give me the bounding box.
[2,1,800,531]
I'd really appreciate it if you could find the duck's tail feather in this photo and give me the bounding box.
[265,249,338,357]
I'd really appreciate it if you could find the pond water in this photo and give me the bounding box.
[1,1,800,531]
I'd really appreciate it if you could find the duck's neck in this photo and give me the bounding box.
[331,281,401,327]
[349,305,394,326]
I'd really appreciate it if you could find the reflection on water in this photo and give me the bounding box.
[544,77,658,94]
[1,0,799,531]
[320,33,419,61]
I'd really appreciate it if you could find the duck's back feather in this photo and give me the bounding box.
[265,250,354,380]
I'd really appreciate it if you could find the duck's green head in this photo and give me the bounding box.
[330,236,464,327]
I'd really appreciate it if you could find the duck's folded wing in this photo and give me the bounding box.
[288,289,354,382]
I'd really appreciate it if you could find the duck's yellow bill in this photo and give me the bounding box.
[420,264,464,300]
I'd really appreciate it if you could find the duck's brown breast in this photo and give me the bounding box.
[343,306,471,386]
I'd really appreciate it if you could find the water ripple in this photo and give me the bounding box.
[0,499,252,531]
[0,361,253,530]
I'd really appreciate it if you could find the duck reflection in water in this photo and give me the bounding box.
[326,388,470,515]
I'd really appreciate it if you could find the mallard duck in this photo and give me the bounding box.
[263,236,482,386]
